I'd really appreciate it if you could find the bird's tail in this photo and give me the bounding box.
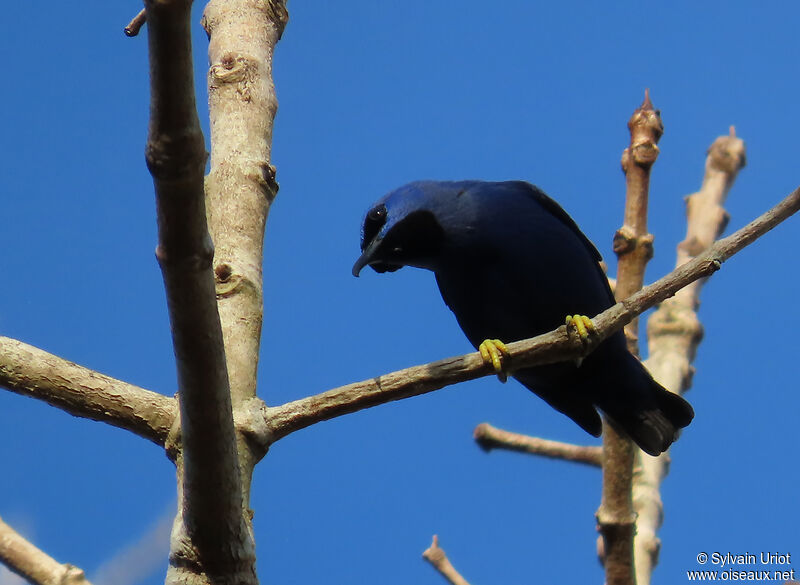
[600,356,694,456]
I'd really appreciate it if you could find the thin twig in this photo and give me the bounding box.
[634,127,746,585]
[258,184,800,448]
[599,89,663,585]
[0,336,176,446]
[124,9,147,37]
[422,536,472,585]
[0,516,92,585]
[473,423,602,467]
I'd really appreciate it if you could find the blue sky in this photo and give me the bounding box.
[1,2,798,584]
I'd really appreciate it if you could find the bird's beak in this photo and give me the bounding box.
[352,236,383,277]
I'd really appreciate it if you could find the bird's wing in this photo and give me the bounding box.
[512,182,616,304]
[513,181,604,263]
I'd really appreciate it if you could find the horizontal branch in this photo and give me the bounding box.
[0,336,177,446]
[473,423,602,467]
[0,515,92,585]
[260,186,800,445]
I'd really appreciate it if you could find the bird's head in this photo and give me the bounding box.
[352,181,472,277]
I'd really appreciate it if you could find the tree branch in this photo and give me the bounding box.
[422,536,472,585]
[124,9,147,37]
[634,127,746,585]
[0,516,92,585]
[473,423,602,467]
[201,0,288,504]
[202,0,286,409]
[599,89,663,585]
[143,0,252,581]
[257,183,800,447]
[0,336,176,446]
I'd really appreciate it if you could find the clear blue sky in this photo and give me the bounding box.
[1,2,798,584]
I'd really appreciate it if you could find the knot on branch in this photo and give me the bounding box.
[622,89,663,171]
[267,0,289,39]
[622,140,661,169]
[255,162,279,203]
[155,233,216,272]
[638,533,662,563]
[213,262,262,308]
[61,565,89,585]
[613,228,654,260]
[210,54,257,102]
[613,226,636,255]
[422,535,446,564]
[596,520,637,567]
[708,127,747,174]
[214,263,242,297]
[145,131,208,182]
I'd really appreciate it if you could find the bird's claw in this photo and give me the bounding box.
[479,339,510,383]
[565,314,597,367]
[565,314,596,343]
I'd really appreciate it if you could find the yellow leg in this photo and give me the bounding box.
[565,314,597,367]
[565,314,596,342]
[479,338,510,383]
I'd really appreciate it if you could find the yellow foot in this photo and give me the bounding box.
[565,314,597,367]
[479,339,510,383]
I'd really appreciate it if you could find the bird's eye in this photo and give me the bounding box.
[367,206,386,222]
[361,204,388,250]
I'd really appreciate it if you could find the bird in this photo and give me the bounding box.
[352,180,693,456]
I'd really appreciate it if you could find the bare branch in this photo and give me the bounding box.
[634,128,746,585]
[422,536,472,585]
[0,516,91,585]
[614,88,662,350]
[0,336,176,446]
[257,184,800,448]
[473,423,602,467]
[124,9,147,37]
[599,89,663,585]
[202,0,287,407]
[143,0,252,580]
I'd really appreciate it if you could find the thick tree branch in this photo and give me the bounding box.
[0,516,92,585]
[257,183,800,447]
[473,423,602,467]
[143,0,252,581]
[201,0,288,509]
[202,0,286,409]
[0,336,176,446]
[422,536,472,585]
[634,127,746,585]
[599,90,663,585]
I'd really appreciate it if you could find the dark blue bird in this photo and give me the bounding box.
[352,180,693,456]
